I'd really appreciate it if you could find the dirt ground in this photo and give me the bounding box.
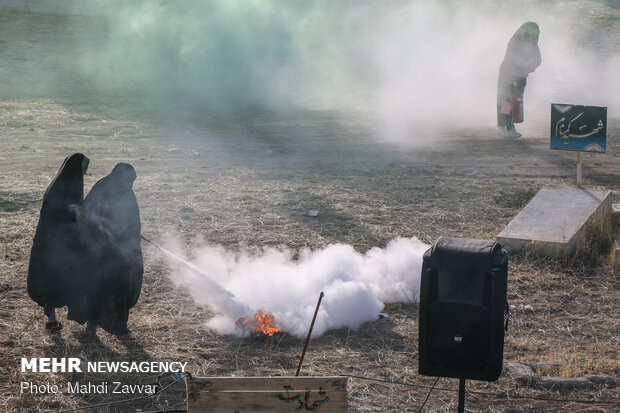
[1,98,619,413]
[1,6,620,413]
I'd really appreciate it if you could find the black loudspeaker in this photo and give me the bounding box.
[419,237,508,381]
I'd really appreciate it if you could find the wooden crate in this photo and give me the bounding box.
[186,376,348,412]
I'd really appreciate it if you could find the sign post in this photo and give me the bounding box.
[576,151,582,187]
[550,103,607,187]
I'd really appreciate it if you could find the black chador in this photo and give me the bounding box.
[28,153,90,330]
[72,163,144,336]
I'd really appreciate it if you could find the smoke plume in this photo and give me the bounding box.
[2,1,616,142]
[80,0,619,141]
[162,236,429,338]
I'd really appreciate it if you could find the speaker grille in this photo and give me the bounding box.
[427,302,490,370]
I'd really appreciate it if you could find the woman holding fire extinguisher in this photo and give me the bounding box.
[497,21,541,138]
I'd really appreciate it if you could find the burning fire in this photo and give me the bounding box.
[236,309,281,336]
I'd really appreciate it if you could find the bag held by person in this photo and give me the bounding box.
[500,101,512,115]
[511,93,523,123]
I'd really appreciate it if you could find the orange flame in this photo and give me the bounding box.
[235,309,281,336]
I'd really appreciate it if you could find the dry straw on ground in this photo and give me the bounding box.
[1,98,619,412]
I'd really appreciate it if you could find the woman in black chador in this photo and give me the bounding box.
[497,22,541,138]
[29,156,143,336]
[72,163,143,336]
[28,153,90,330]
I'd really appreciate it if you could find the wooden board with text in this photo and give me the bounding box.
[186,376,348,413]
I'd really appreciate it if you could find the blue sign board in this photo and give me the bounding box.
[550,103,607,152]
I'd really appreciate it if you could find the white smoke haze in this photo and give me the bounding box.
[161,236,429,338]
[374,0,619,140]
[81,0,618,142]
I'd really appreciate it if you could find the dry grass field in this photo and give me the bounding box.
[1,5,620,413]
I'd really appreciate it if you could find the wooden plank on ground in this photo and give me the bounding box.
[186,376,348,413]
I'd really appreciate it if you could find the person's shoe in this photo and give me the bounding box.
[45,320,63,331]
[505,127,522,138]
[497,126,509,138]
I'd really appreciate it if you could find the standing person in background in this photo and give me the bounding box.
[497,22,541,138]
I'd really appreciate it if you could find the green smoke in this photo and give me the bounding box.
[2,0,615,128]
[86,0,383,112]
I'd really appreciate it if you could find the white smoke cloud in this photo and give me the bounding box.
[162,237,429,338]
[374,1,619,141]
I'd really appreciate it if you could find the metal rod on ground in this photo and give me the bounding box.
[295,291,324,376]
[457,379,466,413]
[576,150,583,187]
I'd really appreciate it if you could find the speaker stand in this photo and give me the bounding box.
[457,378,466,413]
